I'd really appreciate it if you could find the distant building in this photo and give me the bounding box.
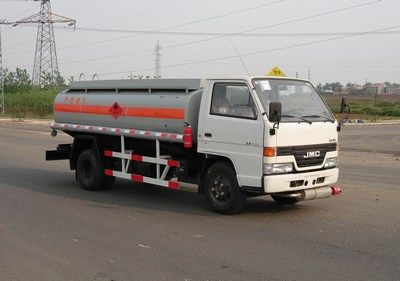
[343,84,363,95]
[394,85,400,95]
[368,83,386,95]
[355,85,364,91]
[386,83,400,95]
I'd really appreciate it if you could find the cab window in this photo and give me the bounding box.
[210,82,257,119]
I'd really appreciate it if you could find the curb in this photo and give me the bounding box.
[0,118,52,126]
[343,120,400,126]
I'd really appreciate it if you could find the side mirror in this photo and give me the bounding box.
[269,102,282,123]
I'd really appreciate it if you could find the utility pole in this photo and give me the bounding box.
[0,28,4,116]
[12,0,75,86]
[154,40,161,79]
[308,68,311,81]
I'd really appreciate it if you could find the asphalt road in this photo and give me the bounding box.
[0,121,399,281]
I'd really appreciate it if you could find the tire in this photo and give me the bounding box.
[76,149,114,191]
[203,162,247,214]
[271,195,299,206]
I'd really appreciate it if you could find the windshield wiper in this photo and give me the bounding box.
[302,114,335,123]
[282,114,312,124]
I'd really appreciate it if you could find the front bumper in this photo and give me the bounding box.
[263,168,339,194]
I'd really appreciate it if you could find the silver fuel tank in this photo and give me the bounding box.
[54,79,203,141]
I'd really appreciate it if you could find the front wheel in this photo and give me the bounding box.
[203,162,247,214]
[76,149,115,191]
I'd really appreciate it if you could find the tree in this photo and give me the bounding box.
[4,67,66,92]
[322,83,332,93]
[331,82,343,94]
[4,68,32,93]
[40,71,65,88]
[316,83,323,93]
[15,68,31,87]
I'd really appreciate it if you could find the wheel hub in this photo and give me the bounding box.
[211,177,231,202]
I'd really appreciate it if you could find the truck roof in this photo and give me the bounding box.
[204,76,310,83]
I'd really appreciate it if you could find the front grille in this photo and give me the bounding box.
[277,143,336,168]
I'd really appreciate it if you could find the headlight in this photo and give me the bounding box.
[324,157,338,168]
[264,163,293,175]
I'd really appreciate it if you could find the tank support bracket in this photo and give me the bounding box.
[104,136,181,189]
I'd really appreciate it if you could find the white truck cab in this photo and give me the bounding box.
[198,77,340,206]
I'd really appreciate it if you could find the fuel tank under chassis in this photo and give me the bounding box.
[53,79,203,141]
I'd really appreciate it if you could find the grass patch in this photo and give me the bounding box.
[4,88,59,119]
[322,94,400,120]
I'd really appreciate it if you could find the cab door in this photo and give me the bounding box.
[198,80,264,188]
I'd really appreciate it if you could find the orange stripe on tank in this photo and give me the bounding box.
[80,105,119,115]
[126,107,185,119]
[54,103,80,113]
[54,103,185,120]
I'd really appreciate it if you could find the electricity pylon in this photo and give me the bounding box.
[154,40,161,79]
[13,0,75,86]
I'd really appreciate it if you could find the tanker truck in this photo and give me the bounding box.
[46,77,342,214]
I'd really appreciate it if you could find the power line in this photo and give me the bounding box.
[2,0,385,62]
[8,37,400,70]
[0,3,16,16]
[9,4,39,21]
[97,24,400,77]
[2,38,34,51]
[59,51,153,65]
[6,27,400,58]
[161,56,400,68]
[81,0,207,28]
[55,0,382,54]
[54,0,387,64]
[52,0,386,67]
[145,0,285,33]
[158,0,384,51]
[72,27,400,37]
[13,0,384,65]
[39,0,285,50]
[1,0,388,75]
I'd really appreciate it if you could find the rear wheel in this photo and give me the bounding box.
[271,195,299,206]
[76,149,114,191]
[203,162,247,214]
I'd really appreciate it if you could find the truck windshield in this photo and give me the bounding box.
[252,78,334,123]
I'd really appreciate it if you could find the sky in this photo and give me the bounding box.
[0,0,399,84]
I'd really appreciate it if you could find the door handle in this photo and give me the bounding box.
[205,133,212,138]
